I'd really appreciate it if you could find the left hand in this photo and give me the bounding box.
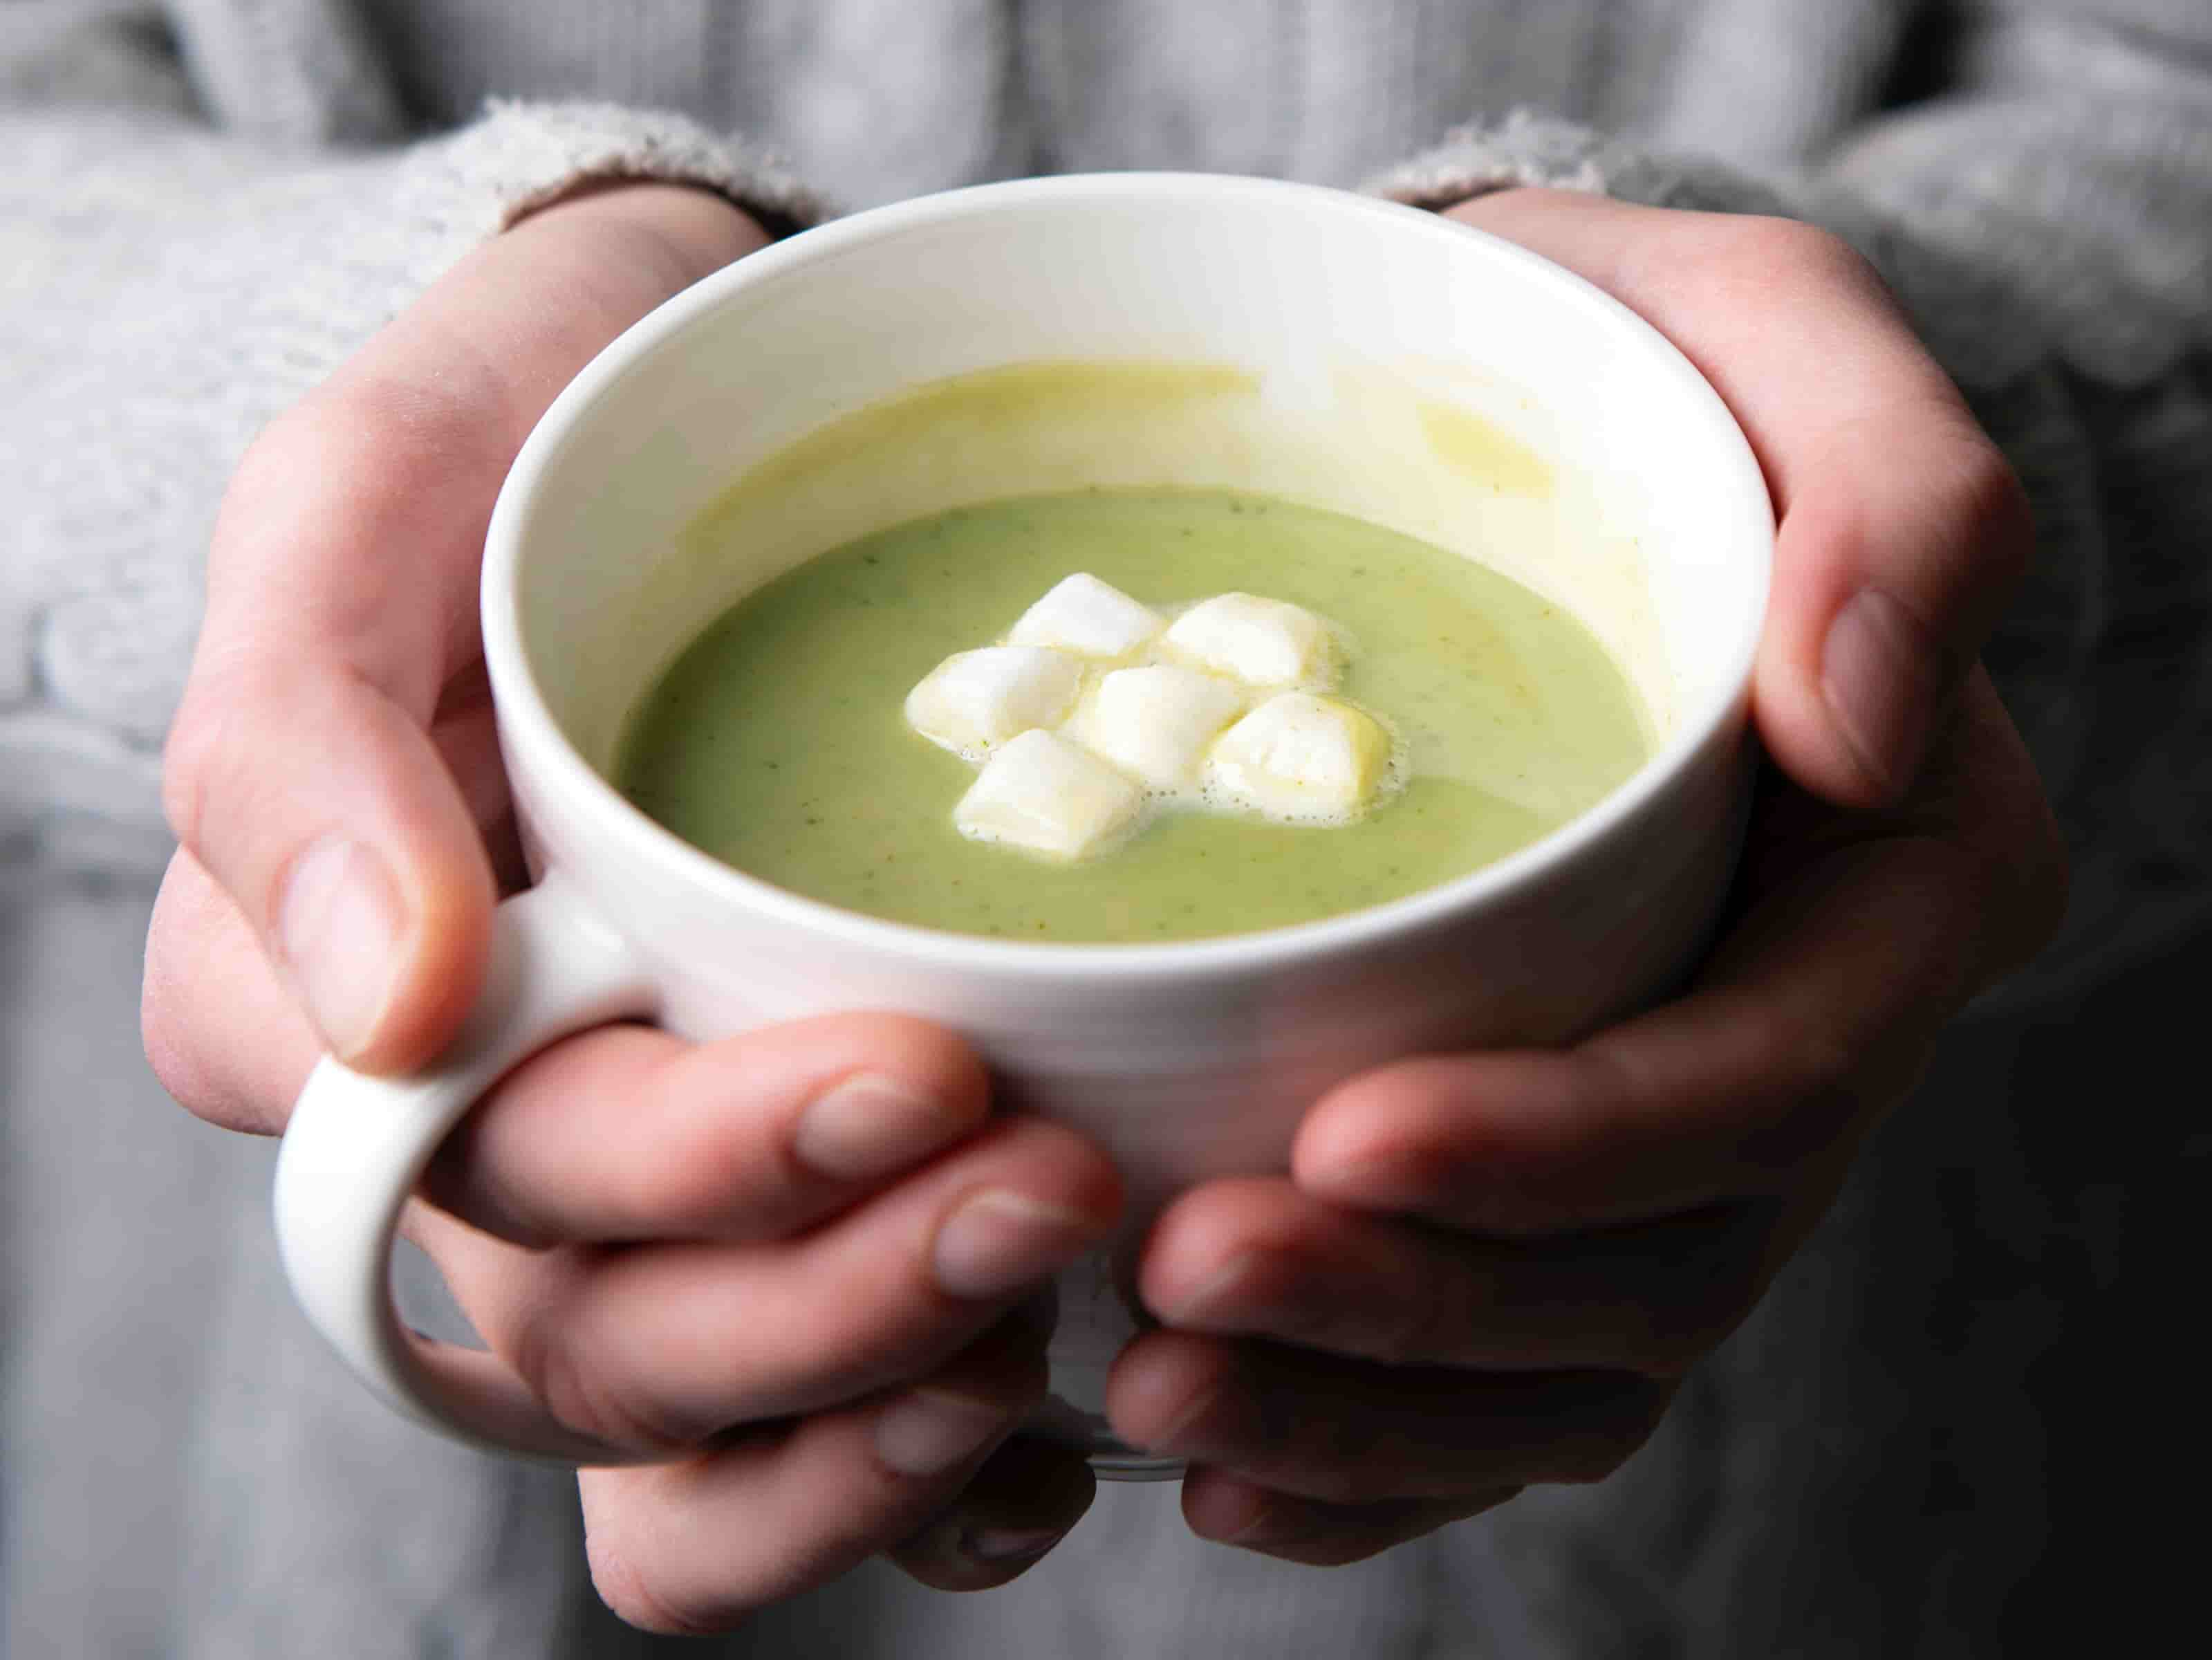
[1095,190,2070,1562]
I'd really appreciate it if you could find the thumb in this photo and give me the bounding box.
[162,660,494,1075]
[1751,405,2032,808]
[163,394,496,1074]
[1444,190,2032,806]
[160,183,768,1073]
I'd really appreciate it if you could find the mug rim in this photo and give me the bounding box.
[481,170,1772,983]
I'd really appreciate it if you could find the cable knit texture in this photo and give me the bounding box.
[3,3,2206,1656]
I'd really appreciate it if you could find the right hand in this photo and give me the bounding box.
[141,181,1121,1632]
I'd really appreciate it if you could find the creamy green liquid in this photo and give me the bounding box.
[616,488,1651,943]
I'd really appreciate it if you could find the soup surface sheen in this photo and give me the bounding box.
[617,488,1651,943]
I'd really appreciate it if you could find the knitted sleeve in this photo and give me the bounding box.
[1368,8,2212,1005]
[0,6,826,862]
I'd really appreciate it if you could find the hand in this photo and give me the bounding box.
[141,183,1117,1630]
[1103,190,2069,1562]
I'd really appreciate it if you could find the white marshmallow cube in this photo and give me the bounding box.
[1162,593,1337,688]
[1007,573,1164,660]
[904,645,1084,757]
[1205,692,1390,821]
[1067,665,1247,790]
[954,728,1145,858]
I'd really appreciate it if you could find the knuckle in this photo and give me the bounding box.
[1431,1057,1624,1238]
[207,362,508,606]
[307,357,510,488]
[206,412,308,543]
[1717,215,1869,289]
[157,685,232,856]
[210,343,507,549]
[421,1120,564,1248]
[1369,1266,1457,1367]
[160,656,305,872]
[513,1312,705,1459]
[613,1103,763,1237]
[1723,1015,1858,1179]
[1944,439,2035,596]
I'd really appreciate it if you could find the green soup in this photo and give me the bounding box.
[615,488,1652,943]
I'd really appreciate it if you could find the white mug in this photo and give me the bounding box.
[275,173,1772,1479]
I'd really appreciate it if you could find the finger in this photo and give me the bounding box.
[163,561,499,1073]
[887,1437,1098,1591]
[1294,842,1982,1237]
[1140,1177,1774,1378]
[142,654,521,1131]
[142,848,325,1134]
[408,1114,1121,1455]
[580,1310,1054,1634]
[1107,1331,1669,1504]
[162,189,761,1074]
[1181,1468,1520,1565]
[1757,404,2031,808]
[1448,190,2032,805]
[417,1013,992,1246]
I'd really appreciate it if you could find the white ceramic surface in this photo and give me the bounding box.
[275,173,1774,1477]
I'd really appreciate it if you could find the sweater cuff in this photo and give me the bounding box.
[1364,109,1797,219]
[403,98,834,252]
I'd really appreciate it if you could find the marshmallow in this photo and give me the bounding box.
[954,728,1146,858]
[1066,665,1246,790]
[1007,573,1164,660]
[1162,593,1337,688]
[910,575,1395,858]
[1205,692,1391,821]
[904,645,1084,757]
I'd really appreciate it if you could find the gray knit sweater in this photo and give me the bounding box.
[3,4,2207,1657]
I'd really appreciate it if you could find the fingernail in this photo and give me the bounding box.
[1160,1250,1367,1347]
[1158,1252,1264,1327]
[1212,1509,1298,1548]
[933,1190,1099,1302]
[873,1388,1012,1477]
[963,1526,1067,1566]
[1141,1374,1226,1459]
[1822,588,1940,798]
[794,1073,960,1182]
[277,836,406,1060]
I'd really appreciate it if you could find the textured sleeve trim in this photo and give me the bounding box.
[405,98,836,254]
[1363,109,1798,219]
[0,99,839,861]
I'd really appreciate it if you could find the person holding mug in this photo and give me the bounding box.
[10,1,2200,1653]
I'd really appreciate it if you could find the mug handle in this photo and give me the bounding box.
[274,872,662,1465]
